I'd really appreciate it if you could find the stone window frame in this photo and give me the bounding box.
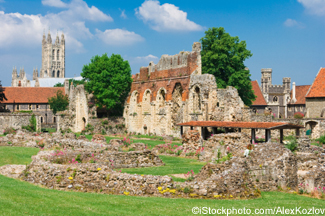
[52,49,55,60]
[288,106,292,112]
[53,116,56,123]
[40,116,43,123]
[190,84,202,113]
[57,49,60,60]
[273,96,278,102]
[29,104,32,110]
[16,104,20,111]
[156,87,167,107]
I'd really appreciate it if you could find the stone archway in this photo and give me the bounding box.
[305,120,319,139]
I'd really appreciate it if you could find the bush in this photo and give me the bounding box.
[22,114,37,132]
[102,120,108,125]
[316,135,325,145]
[3,128,16,135]
[294,112,304,119]
[284,136,298,152]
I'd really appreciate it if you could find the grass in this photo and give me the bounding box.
[0,174,324,215]
[121,155,205,176]
[0,147,39,166]
[0,146,324,215]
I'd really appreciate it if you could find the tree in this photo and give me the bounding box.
[200,27,256,106]
[81,53,132,115]
[48,90,69,115]
[0,80,8,112]
[54,82,64,87]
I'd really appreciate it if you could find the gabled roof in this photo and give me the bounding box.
[1,87,65,104]
[306,68,325,98]
[251,80,267,106]
[289,85,310,105]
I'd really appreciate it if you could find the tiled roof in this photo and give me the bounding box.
[306,68,325,98]
[289,85,310,105]
[2,87,65,104]
[177,121,304,129]
[251,81,267,106]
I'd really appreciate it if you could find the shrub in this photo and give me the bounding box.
[101,129,106,135]
[3,127,16,135]
[22,114,37,132]
[284,136,298,152]
[294,112,304,119]
[183,187,191,193]
[316,135,325,145]
[102,120,109,125]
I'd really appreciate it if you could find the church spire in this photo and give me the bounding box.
[47,29,52,44]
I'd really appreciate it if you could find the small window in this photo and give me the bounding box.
[40,117,43,123]
[29,104,32,110]
[16,104,19,110]
[273,96,278,102]
[53,117,56,123]
[52,50,55,60]
[36,105,39,109]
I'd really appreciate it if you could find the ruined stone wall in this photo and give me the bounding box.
[57,84,92,133]
[124,42,245,137]
[0,113,41,134]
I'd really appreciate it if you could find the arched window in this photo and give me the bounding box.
[157,88,166,108]
[57,70,60,78]
[57,49,60,60]
[193,86,201,111]
[53,117,56,123]
[52,50,55,60]
[52,70,55,77]
[40,117,43,123]
[273,96,278,102]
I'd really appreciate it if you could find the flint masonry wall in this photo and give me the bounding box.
[0,113,41,134]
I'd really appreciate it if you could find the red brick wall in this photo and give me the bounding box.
[127,52,199,103]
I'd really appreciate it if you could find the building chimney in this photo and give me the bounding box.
[292,82,297,103]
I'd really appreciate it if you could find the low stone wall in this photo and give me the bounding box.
[88,117,126,135]
[47,149,164,169]
[196,142,298,191]
[21,151,260,199]
[202,132,250,161]
[0,113,41,134]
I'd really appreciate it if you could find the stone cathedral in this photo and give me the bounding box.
[11,31,65,87]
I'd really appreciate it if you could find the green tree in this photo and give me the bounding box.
[53,82,64,87]
[48,90,69,115]
[200,27,256,106]
[81,54,132,115]
[68,79,85,88]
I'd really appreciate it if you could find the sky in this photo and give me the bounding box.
[0,0,324,87]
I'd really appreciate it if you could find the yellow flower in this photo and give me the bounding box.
[141,174,144,176]
[97,168,101,171]
[68,177,73,180]
[190,193,197,197]
[169,189,176,194]
[123,191,130,195]
[158,187,162,191]
[230,195,233,198]
[214,195,219,198]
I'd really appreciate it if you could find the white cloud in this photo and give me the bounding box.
[120,8,127,19]
[96,29,144,46]
[0,0,112,50]
[298,0,325,16]
[283,18,305,28]
[135,0,203,32]
[135,54,158,61]
[42,0,68,8]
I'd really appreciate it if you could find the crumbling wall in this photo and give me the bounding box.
[0,113,41,134]
[123,42,245,137]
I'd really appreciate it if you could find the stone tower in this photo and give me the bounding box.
[261,68,272,94]
[40,30,65,78]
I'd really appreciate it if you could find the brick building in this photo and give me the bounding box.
[2,87,65,124]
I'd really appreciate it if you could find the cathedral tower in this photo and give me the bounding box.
[40,30,65,78]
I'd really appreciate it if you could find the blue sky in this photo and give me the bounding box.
[0,0,324,87]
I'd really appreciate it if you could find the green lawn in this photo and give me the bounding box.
[0,146,324,215]
[0,174,324,215]
[0,147,39,166]
[122,155,206,176]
